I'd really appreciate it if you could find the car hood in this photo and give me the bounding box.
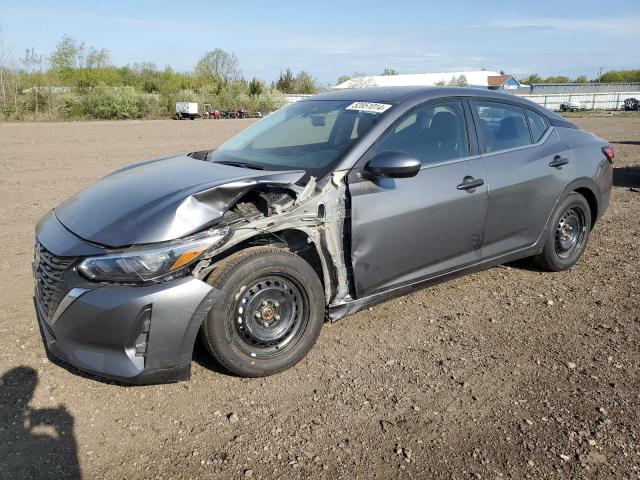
[54,154,305,247]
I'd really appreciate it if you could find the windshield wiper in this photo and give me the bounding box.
[215,160,265,170]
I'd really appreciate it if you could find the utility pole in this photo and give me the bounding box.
[597,67,603,83]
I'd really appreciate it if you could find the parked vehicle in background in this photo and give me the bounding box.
[175,102,199,120]
[559,101,587,112]
[203,104,221,119]
[34,87,613,384]
[622,98,640,111]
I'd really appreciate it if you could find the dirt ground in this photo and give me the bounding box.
[0,115,638,480]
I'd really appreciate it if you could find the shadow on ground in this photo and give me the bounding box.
[0,366,81,479]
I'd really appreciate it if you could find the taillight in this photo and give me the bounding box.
[602,146,615,163]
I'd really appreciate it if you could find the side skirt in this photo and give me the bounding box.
[327,243,542,322]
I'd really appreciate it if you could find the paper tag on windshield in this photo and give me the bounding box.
[345,102,392,114]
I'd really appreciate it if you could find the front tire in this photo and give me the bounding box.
[533,192,591,271]
[201,247,325,377]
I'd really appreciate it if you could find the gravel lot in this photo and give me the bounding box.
[1,115,638,479]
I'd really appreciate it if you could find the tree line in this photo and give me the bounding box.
[0,33,320,120]
[519,70,640,85]
[1,30,639,121]
[335,69,640,87]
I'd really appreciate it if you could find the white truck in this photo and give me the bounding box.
[174,102,199,120]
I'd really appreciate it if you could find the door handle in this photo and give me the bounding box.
[457,176,484,190]
[549,155,569,168]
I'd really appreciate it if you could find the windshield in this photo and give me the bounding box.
[210,100,390,178]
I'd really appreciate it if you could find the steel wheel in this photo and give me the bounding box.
[232,274,309,358]
[532,192,592,272]
[554,206,587,259]
[201,247,324,377]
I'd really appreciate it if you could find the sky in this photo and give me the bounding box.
[1,0,639,85]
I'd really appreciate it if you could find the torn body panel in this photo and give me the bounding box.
[192,171,353,311]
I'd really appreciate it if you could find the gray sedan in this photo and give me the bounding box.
[34,87,613,383]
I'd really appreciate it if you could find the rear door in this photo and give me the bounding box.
[348,100,488,297]
[471,101,572,258]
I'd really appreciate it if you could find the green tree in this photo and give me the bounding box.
[86,47,110,69]
[447,74,468,86]
[275,68,296,93]
[544,75,570,83]
[194,49,240,85]
[294,70,317,94]
[248,77,264,96]
[574,75,588,83]
[50,35,85,71]
[382,68,399,76]
[519,74,543,85]
[599,69,640,83]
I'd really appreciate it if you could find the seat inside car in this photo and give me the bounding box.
[422,111,460,161]
[495,115,529,150]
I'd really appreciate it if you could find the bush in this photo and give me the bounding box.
[0,85,287,121]
[82,84,142,119]
[56,93,85,119]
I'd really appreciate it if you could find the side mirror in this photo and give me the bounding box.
[364,151,421,179]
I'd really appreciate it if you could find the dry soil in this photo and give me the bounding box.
[0,115,638,479]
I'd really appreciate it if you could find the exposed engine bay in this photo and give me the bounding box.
[188,163,354,318]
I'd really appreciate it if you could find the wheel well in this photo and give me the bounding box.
[573,187,598,227]
[207,229,326,291]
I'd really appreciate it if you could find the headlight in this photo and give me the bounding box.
[78,227,230,283]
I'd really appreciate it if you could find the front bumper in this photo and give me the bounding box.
[36,278,218,384]
[34,211,219,384]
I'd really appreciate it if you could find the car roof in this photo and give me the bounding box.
[307,86,530,106]
[306,86,575,128]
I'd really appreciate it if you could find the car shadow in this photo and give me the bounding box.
[504,259,546,273]
[0,366,81,480]
[613,165,640,189]
[191,336,240,377]
[612,140,640,146]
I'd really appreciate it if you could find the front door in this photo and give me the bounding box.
[348,100,488,298]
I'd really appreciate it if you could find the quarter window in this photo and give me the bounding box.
[526,109,548,143]
[473,102,531,153]
[369,102,469,165]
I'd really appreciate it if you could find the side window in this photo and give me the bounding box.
[369,102,469,165]
[473,102,531,153]
[526,109,548,143]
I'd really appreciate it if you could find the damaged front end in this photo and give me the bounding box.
[191,170,354,314]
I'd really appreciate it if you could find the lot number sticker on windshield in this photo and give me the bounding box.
[345,102,392,114]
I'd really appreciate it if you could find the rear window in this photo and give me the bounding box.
[473,102,531,153]
[526,109,548,143]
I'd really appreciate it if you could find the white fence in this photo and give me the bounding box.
[520,91,640,111]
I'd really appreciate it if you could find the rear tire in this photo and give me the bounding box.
[532,192,591,271]
[201,247,325,377]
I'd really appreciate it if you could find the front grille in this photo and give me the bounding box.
[34,243,76,321]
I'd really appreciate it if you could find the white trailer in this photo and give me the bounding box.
[175,102,199,120]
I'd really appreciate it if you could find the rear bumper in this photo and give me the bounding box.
[35,277,218,384]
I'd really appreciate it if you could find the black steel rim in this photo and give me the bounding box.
[231,274,309,358]
[554,206,586,259]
